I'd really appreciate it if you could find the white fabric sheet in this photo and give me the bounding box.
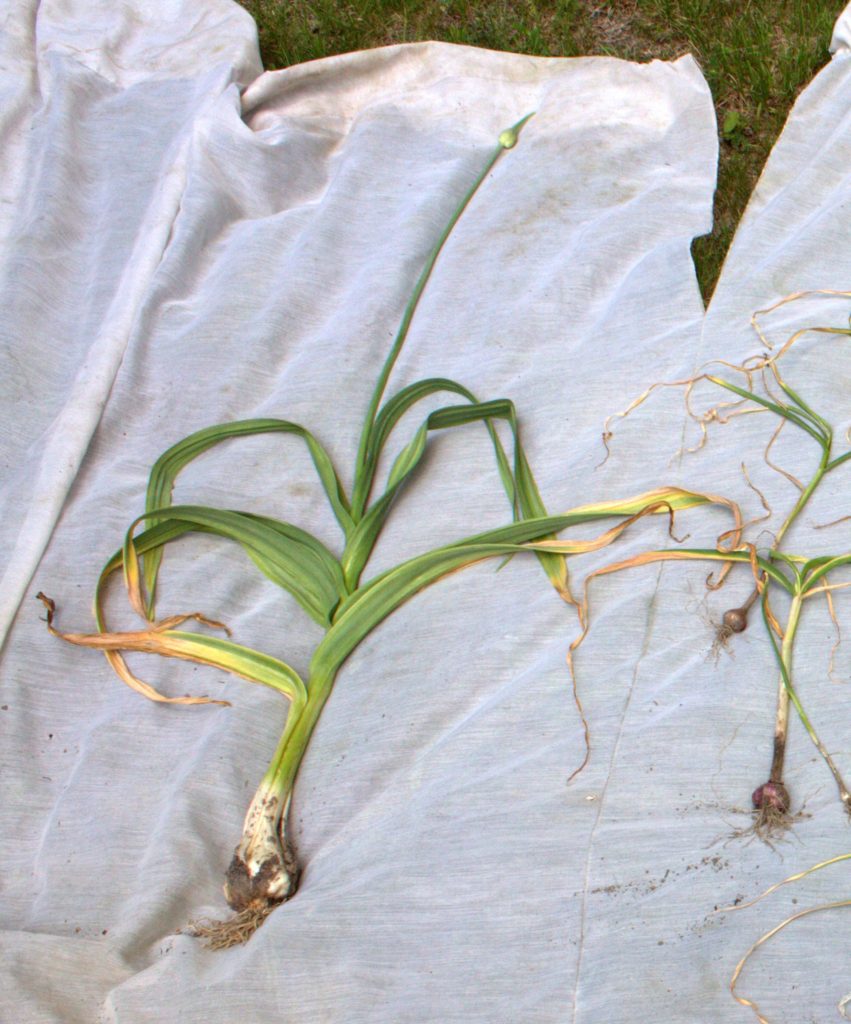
[4,2,851,1021]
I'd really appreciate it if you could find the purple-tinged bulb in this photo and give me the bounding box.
[752,781,790,813]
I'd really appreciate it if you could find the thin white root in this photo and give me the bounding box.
[189,904,276,950]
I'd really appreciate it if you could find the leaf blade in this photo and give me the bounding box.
[143,419,353,616]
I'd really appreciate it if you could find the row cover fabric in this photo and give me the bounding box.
[3,0,851,1020]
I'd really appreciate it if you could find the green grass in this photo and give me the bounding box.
[237,0,844,301]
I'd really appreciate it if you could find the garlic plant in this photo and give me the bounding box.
[40,115,741,946]
[602,294,851,835]
[602,291,851,1021]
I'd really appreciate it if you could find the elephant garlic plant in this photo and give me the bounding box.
[40,116,741,947]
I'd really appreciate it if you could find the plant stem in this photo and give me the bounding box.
[759,453,830,802]
[768,592,801,786]
[773,454,828,551]
[769,447,851,809]
[224,696,307,911]
[764,587,851,815]
[225,662,339,910]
